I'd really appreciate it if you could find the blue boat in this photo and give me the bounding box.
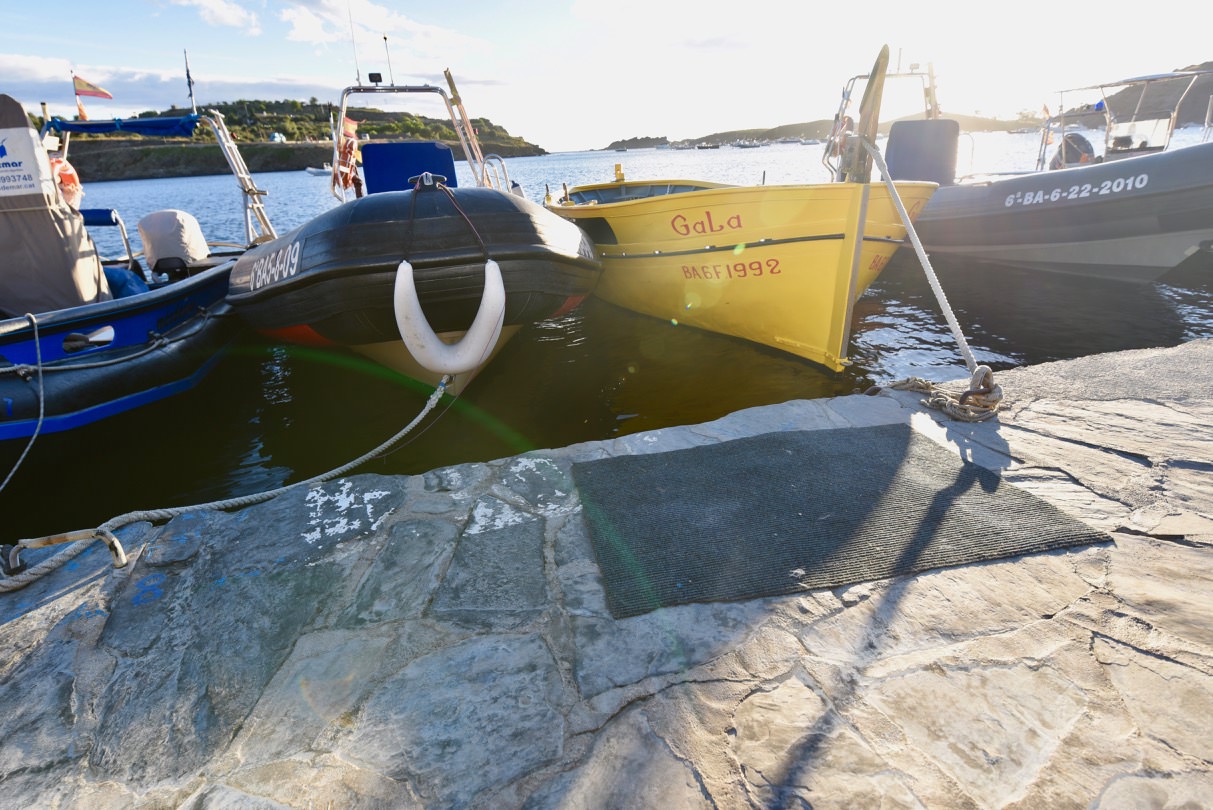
[0,93,276,446]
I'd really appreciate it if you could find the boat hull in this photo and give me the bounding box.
[913,141,1213,282]
[0,263,239,442]
[547,181,936,371]
[226,187,601,389]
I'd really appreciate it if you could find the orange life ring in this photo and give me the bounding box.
[331,138,358,191]
[50,157,83,208]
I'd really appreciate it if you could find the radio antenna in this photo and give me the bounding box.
[347,3,361,85]
[384,35,395,84]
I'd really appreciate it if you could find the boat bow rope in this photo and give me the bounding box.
[860,137,1003,421]
[0,315,45,495]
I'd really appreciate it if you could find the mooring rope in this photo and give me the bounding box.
[1,375,452,592]
[888,367,1004,422]
[861,138,1002,422]
[0,314,46,497]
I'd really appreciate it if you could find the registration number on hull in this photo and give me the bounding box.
[247,241,302,291]
[681,258,781,279]
[1005,173,1149,207]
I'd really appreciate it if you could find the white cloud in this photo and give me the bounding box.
[170,0,261,34]
[0,53,74,82]
[279,5,342,45]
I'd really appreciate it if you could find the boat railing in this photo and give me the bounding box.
[333,70,502,200]
[79,208,135,268]
[481,154,513,193]
[1035,115,1091,170]
[824,64,939,181]
[41,111,277,247]
[1035,70,1213,170]
[200,110,276,243]
[442,69,497,189]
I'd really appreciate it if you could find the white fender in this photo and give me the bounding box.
[393,258,506,375]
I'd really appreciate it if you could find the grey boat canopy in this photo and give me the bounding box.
[1064,70,1207,93]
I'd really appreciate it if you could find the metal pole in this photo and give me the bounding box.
[348,3,361,85]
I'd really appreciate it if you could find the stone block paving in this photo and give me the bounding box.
[2,340,1211,808]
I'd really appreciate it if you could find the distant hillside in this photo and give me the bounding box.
[603,114,1027,151]
[62,137,538,182]
[604,60,1213,150]
[64,140,331,181]
[42,97,541,152]
[31,97,544,181]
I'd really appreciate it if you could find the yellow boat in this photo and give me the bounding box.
[544,47,938,372]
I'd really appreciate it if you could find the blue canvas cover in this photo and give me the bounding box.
[361,141,458,194]
[46,115,201,138]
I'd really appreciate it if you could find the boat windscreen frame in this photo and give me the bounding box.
[41,110,275,244]
[332,70,507,202]
[823,64,939,180]
[1035,70,1212,169]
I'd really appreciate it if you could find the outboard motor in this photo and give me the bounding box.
[138,209,209,279]
[1049,132,1095,170]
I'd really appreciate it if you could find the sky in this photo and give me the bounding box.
[3,0,1211,153]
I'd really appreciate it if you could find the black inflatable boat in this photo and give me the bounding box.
[226,73,601,392]
[225,181,601,389]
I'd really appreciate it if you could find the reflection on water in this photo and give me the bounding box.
[856,253,1211,380]
[5,139,1212,542]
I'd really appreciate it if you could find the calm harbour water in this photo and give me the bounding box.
[4,132,1212,541]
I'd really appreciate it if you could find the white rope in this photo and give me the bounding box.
[1,375,452,592]
[889,367,1004,422]
[860,137,1002,421]
[863,139,978,373]
[0,314,45,496]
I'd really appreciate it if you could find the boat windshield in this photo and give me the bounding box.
[1032,71,1212,168]
[1106,115,1170,156]
[1097,72,1202,159]
[331,69,511,202]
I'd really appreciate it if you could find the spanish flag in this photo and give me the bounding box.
[73,73,112,121]
[73,75,113,99]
